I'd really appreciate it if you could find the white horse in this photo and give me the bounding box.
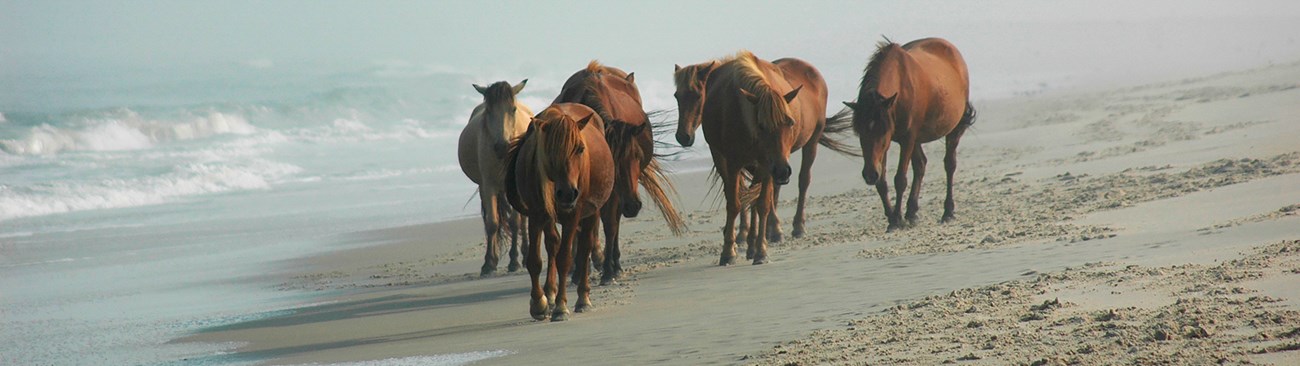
[458,79,532,276]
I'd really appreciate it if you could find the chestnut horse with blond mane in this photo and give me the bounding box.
[457,80,531,276]
[505,103,613,321]
[695,51,811,265]
[674,55,855,255]
[844,37,976,231]
[555,61,686,285]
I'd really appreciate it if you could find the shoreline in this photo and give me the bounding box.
[180,60,1300,365]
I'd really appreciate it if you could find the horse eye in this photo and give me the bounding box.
[575,145,585,155]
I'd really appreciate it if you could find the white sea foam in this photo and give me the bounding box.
[0,110,256,155]
[0,159,301,221]
[280,350,512,366]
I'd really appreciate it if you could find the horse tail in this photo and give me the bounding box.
[648,108,688,160]
[959,100,977,128]
[817,107,862,157]
[705,167,760,210]
[641,159,689,236]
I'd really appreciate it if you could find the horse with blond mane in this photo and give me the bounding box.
[457,80,532,276]
[844,37,976,231]
[505,103,614,321]
[675,55,855,253]
[555,61,686,285]
[693,51,810,265]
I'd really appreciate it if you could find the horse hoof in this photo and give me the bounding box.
[600,276,617,286]
[480,265,496,278]
[885,224,900,233]
[719,254,736,266]
[507,261,520,273]
[530,297,549,320]
[575,302,594,313]
[768,231,783,243]
[752,255,768,265]
[791,227,804,239]
[551,308,571,322]
[940,214,955,224]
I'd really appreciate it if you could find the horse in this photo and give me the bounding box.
[555,61,686,285]
[457,80,532,277]
[843,37,976,231]
[694,50,809,265]
[674,56,856,249]
[504,103,614,321]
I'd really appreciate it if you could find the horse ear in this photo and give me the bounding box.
[576,113,594,130]
[842,101,858,110]
[738,88,759,104]
[512,79,528,95]
[625,72,635,83]
[783,85,803,103]
[473,84,488,96]
[674,64,682,73]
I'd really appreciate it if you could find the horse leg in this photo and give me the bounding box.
[942,124,969,223]
[890,141,915,231]
[905,147,928,226]
[526,216,548,320]
[736,188,750,247]
[551,216,578,321]
[600,203,622,285]
[479,190,501,277]
[543,223,560,318]
[720,167,742,266]
[746,205,757,259]
[574,215,599,313]
[766,184,783,243]
[792,139,818,239]
[505,198,522,273]
[753,179,774,265]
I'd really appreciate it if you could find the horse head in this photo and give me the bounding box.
[844,91,897,185]
[608,120,650,217]
[739,82,801,185]
[473,79,528,157]
[533,108,594,213]
[672,61,718,147]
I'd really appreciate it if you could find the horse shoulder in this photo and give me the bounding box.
[581,123,615,211]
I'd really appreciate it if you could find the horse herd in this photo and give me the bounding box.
[457,37,977,321]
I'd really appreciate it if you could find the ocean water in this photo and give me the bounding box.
[3,2,1299,365]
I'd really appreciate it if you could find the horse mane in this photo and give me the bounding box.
[727,50,789,132]
[507,107,587,218]
[860,39,901,93]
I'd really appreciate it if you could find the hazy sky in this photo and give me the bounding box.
[4,1,1300,111]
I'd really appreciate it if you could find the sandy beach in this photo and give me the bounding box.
[173,58,1300,365]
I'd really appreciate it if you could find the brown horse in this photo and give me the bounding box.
[674,57,855,247]
[555,61,686,285]
[844,37,976,231]
[457,80,531,276]
[697,51,806,265]
[505,103,614,321]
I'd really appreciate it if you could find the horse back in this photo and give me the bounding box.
[902,38,970,141]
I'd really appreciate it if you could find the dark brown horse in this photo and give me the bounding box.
[844,37,976,231]
[555,61,686,285]
[674,57,855,247]
[505,103,613,321]
[697,51,805,265]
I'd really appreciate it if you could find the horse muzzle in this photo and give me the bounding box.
[771,163,792,185]
[676,131,695,147]
[621,199,642,218]
[556,187,580,210]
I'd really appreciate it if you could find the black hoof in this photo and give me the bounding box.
[885,224,900,233]
[480,265,496,278]
[791,227,805,239]
[752,255,768,265]
[768,231,783,243]
[507,261,520,273]
[720,253,737,266]
[940,214,955,224]
[575,303,593,313]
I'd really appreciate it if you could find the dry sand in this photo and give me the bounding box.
[181,61,1300,365]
